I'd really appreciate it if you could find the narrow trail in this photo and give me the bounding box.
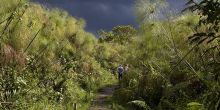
[88,85,117,110]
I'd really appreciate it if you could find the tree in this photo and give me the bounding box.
[98,25,137,44]
[112,25,137,44]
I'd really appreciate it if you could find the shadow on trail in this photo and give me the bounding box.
[88,85,118,110]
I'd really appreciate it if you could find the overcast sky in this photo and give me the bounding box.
[32,0,186,34]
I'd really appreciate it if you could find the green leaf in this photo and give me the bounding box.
[128,100,151,110]
[187,102,205,110]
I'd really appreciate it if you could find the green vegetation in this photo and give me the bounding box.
[110,0,220,110]
[0,0,116,109]
[0,0,220,110]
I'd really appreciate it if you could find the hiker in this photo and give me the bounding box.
[117,64,124,80]
[124,64,129,74]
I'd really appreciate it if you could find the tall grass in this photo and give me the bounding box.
[0,0,117,109]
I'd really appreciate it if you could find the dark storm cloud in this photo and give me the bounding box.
[167,0,186,11]
[32,0,136,34]
[32,0,185,34]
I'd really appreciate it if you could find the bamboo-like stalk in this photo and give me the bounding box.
[0,102,15,104]
[0,0,23,38]
[22,38,70,94]
[0,16,13,38]
[32,38,67,65]
[0,17,10,25]
[24,24,45,53]
[10,6,28,33]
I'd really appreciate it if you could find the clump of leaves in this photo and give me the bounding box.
[185,0,220,46]
[128,100,151,110]
[98,25,137,44]
[187,102,205,110]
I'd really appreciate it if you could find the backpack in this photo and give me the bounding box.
[118,67,124,74]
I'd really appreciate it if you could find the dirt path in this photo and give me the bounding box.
[88,85,117,110]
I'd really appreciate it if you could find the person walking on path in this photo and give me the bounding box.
[117,65,124,80]
[124,64,129,74]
